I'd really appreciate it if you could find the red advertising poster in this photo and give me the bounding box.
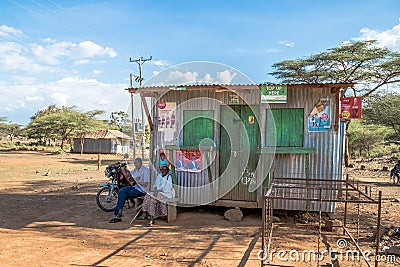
[174,151,202,173]
[340,97,362,119]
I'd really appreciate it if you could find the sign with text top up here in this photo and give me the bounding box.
[261,84,287,103]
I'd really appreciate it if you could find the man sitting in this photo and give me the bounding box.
[390,159,400,184]
[109,158,150,223]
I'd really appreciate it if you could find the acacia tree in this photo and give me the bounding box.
[271,40,400,96]
[348,120,389,157]
[110,111,130,131]
[270,40,400,164]
[26,106,109,151]
[363,93,400,140]
[0,117,22,142]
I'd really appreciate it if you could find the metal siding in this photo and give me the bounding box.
[269,87,341,212]
[147,87,343,210]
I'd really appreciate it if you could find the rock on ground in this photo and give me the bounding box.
[224,208,243,222]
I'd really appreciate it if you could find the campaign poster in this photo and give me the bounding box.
[340,97,362,119]
[308,98,330,132]
[174,150,202,173]
[158,102,176,132]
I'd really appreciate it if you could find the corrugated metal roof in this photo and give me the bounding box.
[127,83,355,93]
[75,130,132,139]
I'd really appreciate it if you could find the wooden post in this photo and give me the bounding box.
[375,191,382,267]
[343,174,349,235]
[97,153,101,170]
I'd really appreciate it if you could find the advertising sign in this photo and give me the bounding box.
[340,97,362,119]
[158,102,176,132]
[261,84,287,103]
[174,151,202,173]
[308,98,331,132]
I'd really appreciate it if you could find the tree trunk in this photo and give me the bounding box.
[80,138,84,155]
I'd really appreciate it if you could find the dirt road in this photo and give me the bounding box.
[0,150,399,266]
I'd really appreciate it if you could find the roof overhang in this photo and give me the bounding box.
[127,83,355,95]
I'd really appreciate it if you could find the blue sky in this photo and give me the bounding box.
[1,0,400,125]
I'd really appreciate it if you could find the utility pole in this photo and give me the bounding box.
[129,55,152,160]
[129,73,136,160]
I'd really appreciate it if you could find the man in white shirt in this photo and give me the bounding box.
[110,158,150,223]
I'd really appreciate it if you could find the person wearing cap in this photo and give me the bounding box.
[137,164,174,226]
[109,158,150,223]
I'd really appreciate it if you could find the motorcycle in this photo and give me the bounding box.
[96,154,135,212]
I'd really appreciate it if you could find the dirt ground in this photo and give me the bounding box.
[0,150,399,267]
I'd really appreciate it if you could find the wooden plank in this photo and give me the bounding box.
[272,109,282,146]
[289,108,304,146]
[164,145,215,151]
[183,110,214,146]
[140,96,154,131]
[213,199,258,208]
[280,109,290,146]
[261,147,316,154]
[265,109,275,147]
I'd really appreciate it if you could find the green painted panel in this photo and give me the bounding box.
[280,109,291,146]
[219,105,260,202]
[272,109,282,146]
[266,108,304,147]
[289,108,304,146]
[218,106,232,176]
[265,110,276,147]
[183,110,214,146]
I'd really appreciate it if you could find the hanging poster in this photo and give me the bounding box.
[158,102,176,133]
[308,98,330,132]
[174,150,202,173]
[340,97,362,119]
[261,84,287,103]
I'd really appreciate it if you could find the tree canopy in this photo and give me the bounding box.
[0,117,21,141]
[25,106,110,150]
[270,40,400,96]
[363,93,400,140]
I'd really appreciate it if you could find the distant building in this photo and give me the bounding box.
[73,129,131,154]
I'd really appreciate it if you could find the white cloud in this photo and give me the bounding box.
[151,60,169,67]
[0,77,128,125]
[51,93,68,107]
[0,41,55,73]
[70,41,117,58]
[31,41,71,65]
[93,69,102,75]
[354,19,400,50]
[278,41,295,47]
[74,59,90,65]
[0,25,25,39]
[12,75,37,85]
[148,67,240,86]
[25,95,43,102]
[166,70,199,84]
[31,40,117,65]
[216,69,237,84]
[0,25,118,74]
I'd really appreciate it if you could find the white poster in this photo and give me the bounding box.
[158,102,176,133]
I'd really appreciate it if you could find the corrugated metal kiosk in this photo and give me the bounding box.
[129,83,354,212]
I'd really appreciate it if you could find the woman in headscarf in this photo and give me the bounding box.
[137,164,174,226]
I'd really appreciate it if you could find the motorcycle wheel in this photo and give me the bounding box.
[96,187,118,212]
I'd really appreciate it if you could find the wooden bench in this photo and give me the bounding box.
[130,197,180,224]
[166,198,180,223]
